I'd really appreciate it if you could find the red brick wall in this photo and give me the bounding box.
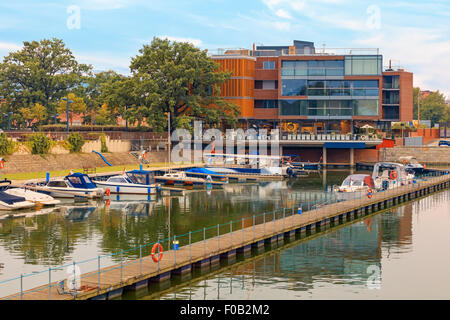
[355,149,379,162]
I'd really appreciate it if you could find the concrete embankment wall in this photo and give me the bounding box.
[1,151,168,174]
[382,146,450,164]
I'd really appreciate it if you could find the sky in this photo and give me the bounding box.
[1,0,450,98]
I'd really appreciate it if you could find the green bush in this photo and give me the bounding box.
[28,133,52,155]
[66,133,85,153]
[100,133,108,153]
[0,133,15,155]
[38,124,151,132]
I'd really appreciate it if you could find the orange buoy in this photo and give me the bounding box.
[151,243,163,263]
[0,160,5,169]
[367,189,373,199]
[105,188,111,196]
[390,171,397,180]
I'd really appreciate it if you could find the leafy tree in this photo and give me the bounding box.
[0,38,91,123]
[28,133,52,155]
[0,133,15,155]
[19,103,48,128]
[419,90,447,125]
[124,37,240,131]
[58,93,87,125]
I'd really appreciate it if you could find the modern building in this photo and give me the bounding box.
[211,40,414,165]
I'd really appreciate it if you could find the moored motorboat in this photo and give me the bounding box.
[94,170,161,195]
[5,188,60,206]
[25,172,105,199]
[0,191,36,211]
[372,162,415,191]
[155,171,224,188]
[333,174,376,201]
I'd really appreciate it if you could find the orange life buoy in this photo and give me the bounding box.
[367,189,373,199]
[390,171,398,180]
[151,243,163,263]
[0,160,5,169]
[105,188,111,196]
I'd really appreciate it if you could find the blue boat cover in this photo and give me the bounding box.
[187,168,225,177]
[0,191,26,205]
[65,173,97,189]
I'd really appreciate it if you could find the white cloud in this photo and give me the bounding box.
[0,41,21,52]
[275,9,292,19]
[158,36,203,47]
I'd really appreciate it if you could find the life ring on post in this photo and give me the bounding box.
[390,171,398,180]
[151,243,163,263]
[367,189,373,199]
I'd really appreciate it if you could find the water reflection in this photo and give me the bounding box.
[0,171,447,299]
[132,191,449,300]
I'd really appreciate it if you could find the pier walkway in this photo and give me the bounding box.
[2,173,449,300]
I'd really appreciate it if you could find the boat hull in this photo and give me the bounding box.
[95,182,158,195]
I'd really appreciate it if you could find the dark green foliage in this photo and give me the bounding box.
[66,133,85,153]
[0,133,15,155]
[100,134,108,153]
[28,133,52,155]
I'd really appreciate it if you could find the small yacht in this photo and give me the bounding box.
[94,170,161,195]
[26,173,105,199]
[372,162,415,191]
[155,171,224,187]
[0,180,36,211]
[0,179,60,206]
[334,174,375,193]
[399,156,425,175]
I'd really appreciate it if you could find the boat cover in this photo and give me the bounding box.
[187,168,225,177]
[65,173,97,189]
[0,191,26,205]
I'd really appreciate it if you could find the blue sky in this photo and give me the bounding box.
[1,0,450,97]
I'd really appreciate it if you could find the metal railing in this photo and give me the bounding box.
[0,170,448,300]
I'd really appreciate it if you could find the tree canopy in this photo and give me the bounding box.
[414,88,449,125]
[1,37,241,131]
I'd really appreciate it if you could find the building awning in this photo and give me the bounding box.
[324,142,366,149]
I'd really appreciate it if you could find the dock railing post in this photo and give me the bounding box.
[174,235,177,268]
[48,267,51,300]
[230,221,233,249]
[157,242,160,273]
[242,218,244,246]
[264,212,266,236]
[273,210,276,234]
[283,208,286,232]
[98,256,101,294]
[203,228,206,257]
[253,215,255,241]
[20,273,23,300]
[120,251,123,285]
[217,224,220,253]
[139,246,142,278]
[189,231,192,264]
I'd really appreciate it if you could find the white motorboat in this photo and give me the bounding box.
[333,174,376,201]
[94,170,161,195]
[5,188,60,206]
[399,156,426,175]
[0,191,36,211]
[26,173,105,199]
[372,162,415,191]
[0,179,60,206]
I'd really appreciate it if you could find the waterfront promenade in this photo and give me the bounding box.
[2,173,449,300]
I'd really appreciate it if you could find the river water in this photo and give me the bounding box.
[0,170,449,299]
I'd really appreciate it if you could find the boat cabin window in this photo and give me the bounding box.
[67,176,82,185]
[109,177,127,183]
[127,173,149,184]
[48,181,68,188]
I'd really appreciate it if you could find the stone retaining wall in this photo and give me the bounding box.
[382,146,450,164]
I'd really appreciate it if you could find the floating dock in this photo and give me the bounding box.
[2,173,449,300]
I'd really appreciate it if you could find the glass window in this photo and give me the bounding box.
[281,79,307,96]
[345,56,382,75]
[280,100,308,115]
[263,61,275,70]
[353,80,379,88]
[353,100,379,116]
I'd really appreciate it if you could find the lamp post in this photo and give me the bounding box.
[62,97,73,134]
[3,112,13,131]
[52,113,59,125]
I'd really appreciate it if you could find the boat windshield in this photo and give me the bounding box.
[48,181,68,188]
[127,173,148,185]
[342,176,365,187]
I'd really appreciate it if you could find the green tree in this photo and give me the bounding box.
[19,103,48,128]
[0,38,91,125]
[58,93,87,125]
[419,91,447,125]
[124,37,240,131]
